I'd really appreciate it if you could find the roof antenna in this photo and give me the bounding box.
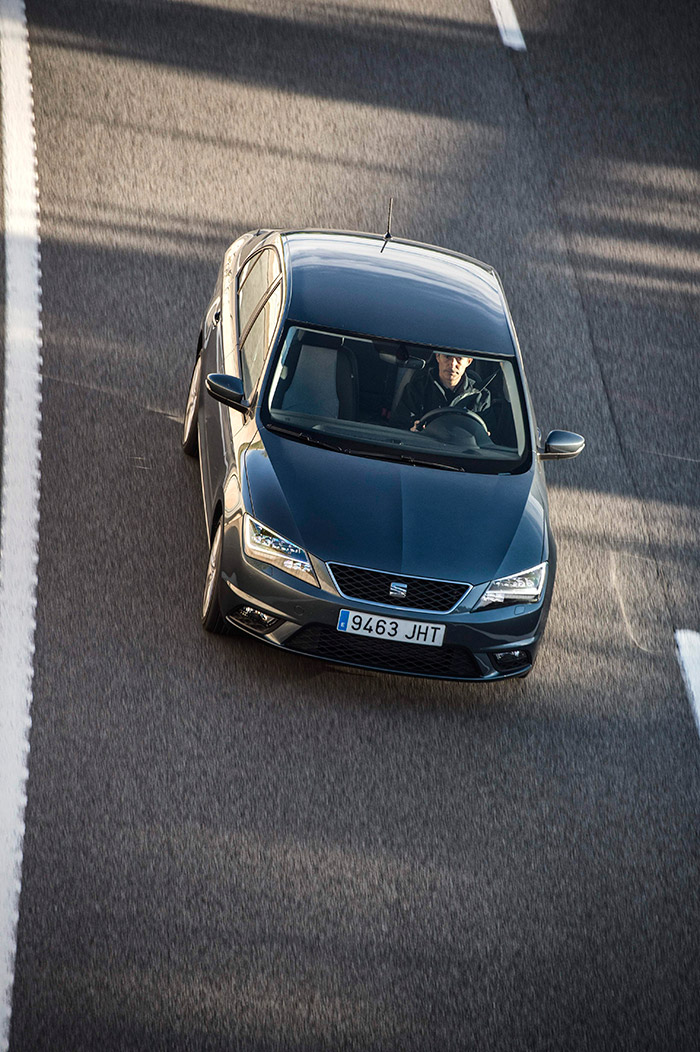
[380,196,393,253]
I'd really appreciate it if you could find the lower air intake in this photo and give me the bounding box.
[285,624,482,679]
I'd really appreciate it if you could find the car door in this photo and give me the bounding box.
[204,245,283,513]
[200,285,231,519]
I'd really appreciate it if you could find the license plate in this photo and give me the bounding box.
[337,610,445,647]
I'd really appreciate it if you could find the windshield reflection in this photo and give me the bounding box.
[263,325,531,473]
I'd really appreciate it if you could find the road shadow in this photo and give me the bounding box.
[10,3,700,1047]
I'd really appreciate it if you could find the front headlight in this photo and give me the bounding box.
[475,562,547,610]
[243,514,319,587]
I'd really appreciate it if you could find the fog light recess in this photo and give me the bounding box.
[491,649,530,672]
[228,605,282,634]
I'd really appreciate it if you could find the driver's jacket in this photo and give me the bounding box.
[391,361,491,430]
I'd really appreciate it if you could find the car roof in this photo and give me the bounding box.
[279,230,516,357]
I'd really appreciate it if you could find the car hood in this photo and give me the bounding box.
[244,430,545,585]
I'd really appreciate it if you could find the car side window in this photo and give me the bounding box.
[240,284,283,396]
[237,248,281,338]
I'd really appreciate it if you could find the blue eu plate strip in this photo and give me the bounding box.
[337,610,349,631]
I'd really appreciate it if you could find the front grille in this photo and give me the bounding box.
[328,563,470,612]
[285,624,482,679]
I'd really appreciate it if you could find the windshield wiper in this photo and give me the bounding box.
[267,423,463,470]
[356,447,462,471]
[396,453,462,471]
[265,422,348,453]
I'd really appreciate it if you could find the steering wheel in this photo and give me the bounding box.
[416,406,490,437]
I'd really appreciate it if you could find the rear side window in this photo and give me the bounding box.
[240,284,283,396]
[237,249,281,337]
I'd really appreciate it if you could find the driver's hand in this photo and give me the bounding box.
[410,420,422,432]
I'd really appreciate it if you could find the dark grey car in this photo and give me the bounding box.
[182,229,584,680]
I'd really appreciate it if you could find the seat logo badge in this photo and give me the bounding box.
[389,581,408,599]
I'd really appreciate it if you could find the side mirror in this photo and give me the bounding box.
[539,429,585,460]
[205,373,247,413]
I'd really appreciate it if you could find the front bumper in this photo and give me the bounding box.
[218,521,552,682]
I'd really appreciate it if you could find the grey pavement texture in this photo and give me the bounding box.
[5,0,700,1049]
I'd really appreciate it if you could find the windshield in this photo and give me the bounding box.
[262,325,531,473]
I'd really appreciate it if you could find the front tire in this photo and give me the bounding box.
[182,354,202,456]
[202,519,227,633]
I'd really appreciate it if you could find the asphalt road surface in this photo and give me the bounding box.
[3,0,700,1048]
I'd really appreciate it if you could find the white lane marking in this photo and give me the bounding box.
[0,1,42,1049]
[639,448,700,465]
[489,0,526,50]
[676,631,700,739]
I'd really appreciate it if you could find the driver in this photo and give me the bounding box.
[391,351,491,431]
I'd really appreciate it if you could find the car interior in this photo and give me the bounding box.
[266,326,528,464]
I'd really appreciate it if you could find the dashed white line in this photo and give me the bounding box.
[676,630,700,739]
[489,0,526,51]
[0,1,42,1049]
